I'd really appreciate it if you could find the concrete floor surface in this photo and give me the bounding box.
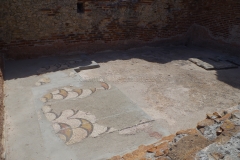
[3,45,240,160]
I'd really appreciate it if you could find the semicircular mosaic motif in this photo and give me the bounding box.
[41,81,111,103]
[40,80,154,145]
[40,81,114,145]
[42,106,117,145]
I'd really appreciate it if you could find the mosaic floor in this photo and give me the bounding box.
[40,80,117,145]
[4,54,163,160]
[4,46,240,160]
[5,55,158,158]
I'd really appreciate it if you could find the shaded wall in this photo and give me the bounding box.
[189,0,240,53]
[0,0,192,58]
[0,0,239,58]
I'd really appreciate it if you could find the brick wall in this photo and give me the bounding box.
[194,0,240,42]
[0,0,239,58]
[189,0,240,53]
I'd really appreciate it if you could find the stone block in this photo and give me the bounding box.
[197,119,215,129]
[189,58,238,70]
[215,113,232,122]
[74,61,100,72]
[220,120,235,131]
[147,147,157,153]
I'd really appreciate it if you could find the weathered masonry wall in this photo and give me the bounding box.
[189,0,240,52]
[0,0,239,58]
[194,0,240,43]
[0,0,192,58]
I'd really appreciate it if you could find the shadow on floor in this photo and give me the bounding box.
[3,45,240,90]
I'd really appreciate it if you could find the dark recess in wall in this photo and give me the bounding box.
[77,2,84,13]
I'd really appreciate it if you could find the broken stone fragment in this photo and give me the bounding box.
[210,152,224,160]
[215,113,232,122]
[147,146,157,153]
[206,113,218,119]
[231,110,240,119]
[176,129,198,135]
[199,128,205,134]
[189,58,238,70]
[138,144,153,152]
[155,150,164,157]
[153,142,170,157]
[74,61,100,72]
[163,148,169,155]
[230,110,240,125]
[132,150,146,159]
[148,141,170,154]
[216,127,223,136]
[156,142,169,152]
[220,120,235,131]
[159,134,175,143]
[197,119,215,129]
[213,112,223,118]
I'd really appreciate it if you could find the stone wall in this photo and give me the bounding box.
[0,0,239,58]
